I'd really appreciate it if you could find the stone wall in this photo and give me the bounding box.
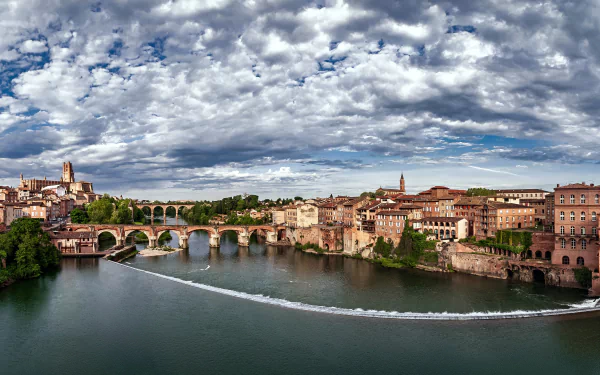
[320,227,344,251]
[450,253,509,279]
[342,227,376,255]
[592,273,600,296]
[447,251,584,289]
[287,226,344,251]
[529,232,554,258]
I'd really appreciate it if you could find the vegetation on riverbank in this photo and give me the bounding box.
[71,195,146,224]
[294,242,328,253]
[372,222,437,268]
[574,267,593,289]
[459,230,533,255]
[0,218,61,287]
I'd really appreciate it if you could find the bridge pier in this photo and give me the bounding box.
[149,237,157,248]
[116,237,125,246]
[266,231,277,244]
[238,233,249,247]
[209,234,220,248]
[179,235,189,249]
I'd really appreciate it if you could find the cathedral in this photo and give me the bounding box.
[376,173,406,196]
[19,162,94,194]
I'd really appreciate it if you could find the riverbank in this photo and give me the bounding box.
[139,247,183,257]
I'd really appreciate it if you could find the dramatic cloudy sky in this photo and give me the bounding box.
[1,0,599,200]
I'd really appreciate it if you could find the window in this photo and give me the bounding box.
[570,195,575,204]
[593,227,597,236]
[592,212,597,222]
[596,194,599,204]
[581,227,586,235]
[570,226,575,235]
[570,211,575,221]
[560,195,565,204]
[560,226,564,235]
[560,238,566,249]
[577,257,585,266]
[581,240,587,250]
[560,211,565,220]
[581,212,586,221]
[581,194,586,204]
[562,256,570,265]
[571,239,576,249]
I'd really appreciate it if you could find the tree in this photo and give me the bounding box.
[236,199,246,211]
[111,201,134,224]
[466,188,497,197]
[375,190,385,197]
[374,236,392,257]
[87,197,114,224]
[0,218,60,280]
[70,208,88,224]
[294,196,303,201]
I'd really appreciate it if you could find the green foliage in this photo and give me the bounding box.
[294,242,326,253]
[294,196,303,201]
[374,236,393,258]
[135,232,149,241]
[458,236,476,243]
[158,231,173,242]
[87,197,114,224]
[574,267,592,289]
[70,208,89,224]
[466,187,497,197]
[375,190,385,197]
[0,218,60,281]
[110,200,134,224]
[423,252,439,263]
[360,192,376,198]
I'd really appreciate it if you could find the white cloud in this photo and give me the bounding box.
[19,40,47,54]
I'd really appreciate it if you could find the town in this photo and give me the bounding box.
[1,163,599,296]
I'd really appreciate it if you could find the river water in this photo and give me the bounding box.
[2,218,600,374]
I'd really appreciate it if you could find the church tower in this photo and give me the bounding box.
[62,161,75,183]
[400,172,405,193]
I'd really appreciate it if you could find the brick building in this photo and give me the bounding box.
[473,202,535,240]
[552,183,600,268]
[374,210,414,244]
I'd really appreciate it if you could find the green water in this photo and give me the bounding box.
[1,224,600,374]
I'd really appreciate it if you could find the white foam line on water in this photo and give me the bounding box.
[114,262,600,321]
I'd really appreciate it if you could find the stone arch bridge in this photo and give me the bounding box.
[137,204,195,224]
[67,224,286,248]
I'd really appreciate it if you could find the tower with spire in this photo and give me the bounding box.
[400,172,405,193]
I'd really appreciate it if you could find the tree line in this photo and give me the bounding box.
[0,218,61,287]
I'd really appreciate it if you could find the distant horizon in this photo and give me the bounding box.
[2,1,599,201]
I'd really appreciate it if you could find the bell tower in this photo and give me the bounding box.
[400,172,405,193]
[62,161,75,183]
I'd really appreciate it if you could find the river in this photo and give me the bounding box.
[1,217,600,374]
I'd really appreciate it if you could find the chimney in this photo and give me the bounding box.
[556,184,559,188]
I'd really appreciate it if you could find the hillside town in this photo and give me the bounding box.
[1,164,599,295]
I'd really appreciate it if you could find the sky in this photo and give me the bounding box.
[1,0,599,201]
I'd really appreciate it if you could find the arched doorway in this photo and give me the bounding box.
[544,251,551,260]
[526,250,532,258]
[577,257,585,266]
[506,269,514,279]
[532,269,545,284]
[535,251,542,259]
